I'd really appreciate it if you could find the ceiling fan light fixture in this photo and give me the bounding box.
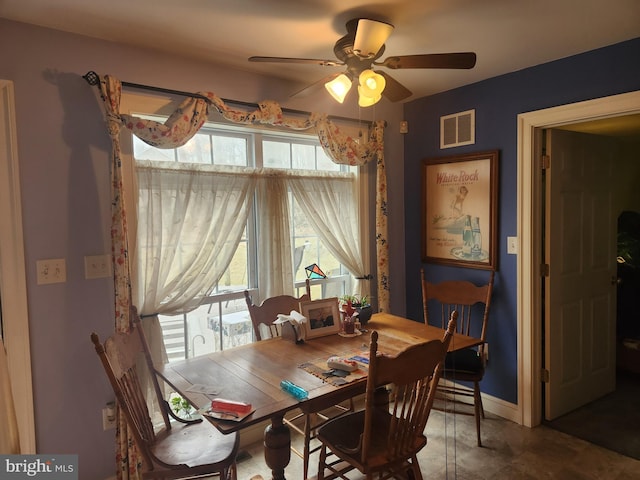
[357,86,382,107]
[359,69,386,97]
[325,73,352,103]
[353,19,394,58]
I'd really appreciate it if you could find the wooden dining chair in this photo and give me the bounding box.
[244,280,311,341]
[91,308,239,480]
[316,312,457,480]
[244,280,353,480]
[421,267,495,446]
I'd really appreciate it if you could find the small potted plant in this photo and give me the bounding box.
[339,294,373,325]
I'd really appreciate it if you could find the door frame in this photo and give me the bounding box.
[516,90,640,427]
[0,80,35,452]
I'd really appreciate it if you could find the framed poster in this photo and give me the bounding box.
[300,298,341,339]
[422,150,499,270]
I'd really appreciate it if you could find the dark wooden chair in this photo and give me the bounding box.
[91,308,239,480]
[421,268,495,446]
[315,312,457,480]
[244,280,353,479]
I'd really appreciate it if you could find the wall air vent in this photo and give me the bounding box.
[440,109,475,149]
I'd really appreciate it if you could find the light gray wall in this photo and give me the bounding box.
[0,19,404,479]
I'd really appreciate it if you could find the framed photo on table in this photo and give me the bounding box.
[300,298,341,339]
[422,150,499,270]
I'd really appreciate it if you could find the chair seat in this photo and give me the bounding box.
[151,420,239,473]
[317,410,427,472]
[444,348,484,376]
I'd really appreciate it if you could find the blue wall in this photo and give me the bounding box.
[403,37,640,403]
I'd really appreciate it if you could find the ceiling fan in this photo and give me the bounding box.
[249,18,477,106]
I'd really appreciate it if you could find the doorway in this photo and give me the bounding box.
[516,90,640,428]
[541,127,625,421]
[538,124,640,460]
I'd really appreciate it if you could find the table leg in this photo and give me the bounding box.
[264,413,290,480]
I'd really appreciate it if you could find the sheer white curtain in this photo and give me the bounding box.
[250,170,363,302]
[255,175,294,301]
[135,161,256,314]
[289,171,368,296]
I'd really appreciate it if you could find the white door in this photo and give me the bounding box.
[544,129,618,420]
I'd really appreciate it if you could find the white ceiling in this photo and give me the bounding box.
[2,0,639,103]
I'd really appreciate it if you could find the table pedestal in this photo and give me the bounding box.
[264,414,291,480]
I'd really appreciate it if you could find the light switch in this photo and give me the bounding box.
[36,258,66,285]
[84,254,112,279]
[507,236,518,255]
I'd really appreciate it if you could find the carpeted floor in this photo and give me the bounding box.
[545,370,640,461]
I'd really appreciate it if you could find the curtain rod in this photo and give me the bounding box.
[82,71,374,127]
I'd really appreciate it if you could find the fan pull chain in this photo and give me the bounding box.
[443,335,458,479]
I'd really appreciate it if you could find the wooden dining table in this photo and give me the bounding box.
[156,312,481,480]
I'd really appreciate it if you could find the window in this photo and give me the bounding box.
[122,102,368,361]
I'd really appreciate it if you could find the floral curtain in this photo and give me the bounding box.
[313,118,388,308]
[372,123,389,307]
[121,82,388,310]
[93,73,389,479]
[97,76,134,334]
[96,75,141,479]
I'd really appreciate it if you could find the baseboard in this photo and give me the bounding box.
[437,378,521,424]
[481,391,520,424]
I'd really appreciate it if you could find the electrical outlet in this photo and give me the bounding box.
[85,254,112,279]
[102,403,116,430]
[36,258,66,285]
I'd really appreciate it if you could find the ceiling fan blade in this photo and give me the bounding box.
[377,71,412,102]
[290,73,341,98]
[249,56,344,67]
[377,52,477,70]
